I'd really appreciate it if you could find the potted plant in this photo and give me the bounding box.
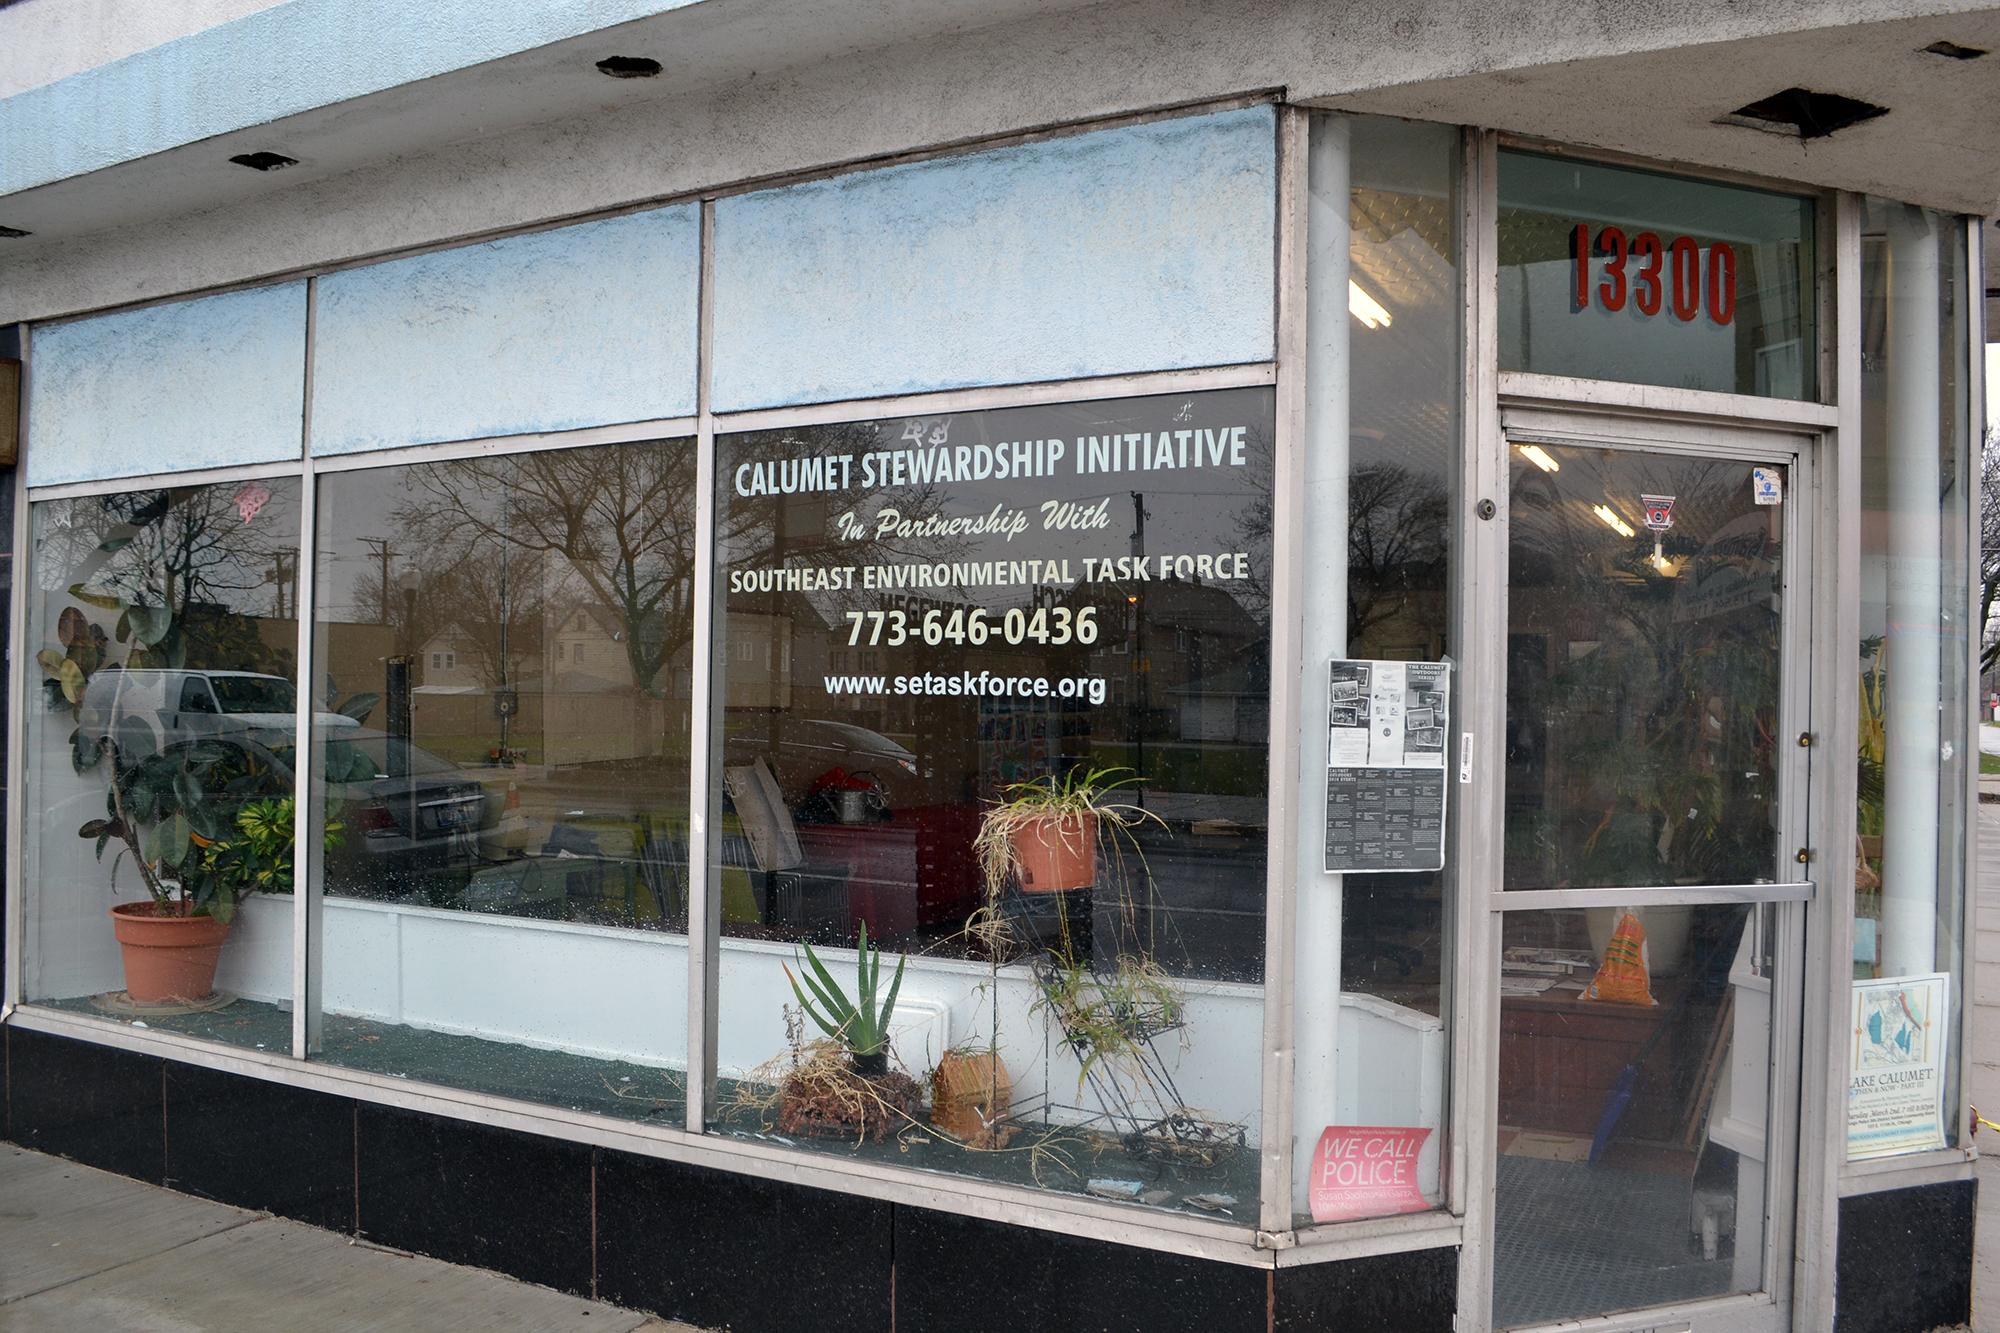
[778,924,922,1139]
[77,739,305,1003]
[973,764,1158,898]
[929,1045,1013,1144]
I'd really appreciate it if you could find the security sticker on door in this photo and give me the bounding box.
[1751,466,1782,505]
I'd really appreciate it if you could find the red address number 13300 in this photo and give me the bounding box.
[1572,224,1736,325]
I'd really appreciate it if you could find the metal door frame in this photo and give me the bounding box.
[1451,400,1829,1333]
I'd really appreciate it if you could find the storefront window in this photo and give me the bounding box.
[1498,151,1817,400]
[309,440,698,1113]
[1293,113,1459,1229]
[1852,200,1969,1158]
[23,480,303,1049]
[708,388,1273,1212]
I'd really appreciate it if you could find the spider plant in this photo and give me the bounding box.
[972,764,1162,902]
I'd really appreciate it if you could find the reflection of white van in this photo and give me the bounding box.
[76,669,354,757]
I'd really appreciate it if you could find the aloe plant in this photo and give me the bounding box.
[784,923,906,1076]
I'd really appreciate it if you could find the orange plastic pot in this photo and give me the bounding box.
[1010,812,1097,893]
[109,902,229,1003]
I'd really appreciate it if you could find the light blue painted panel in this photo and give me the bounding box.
[0,0,701,196]
[311,206,699,454]
[28,282,306,487]
[711,106,1276,412]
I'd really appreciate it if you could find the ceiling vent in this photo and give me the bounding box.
[1921,40,1988,60]
[1718,88,1888,140]
[595,56,662,78]
[229,151,298,172]
[0,224,29,238]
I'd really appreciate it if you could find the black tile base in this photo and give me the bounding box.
[165,1061,356,1232]
[894,1205,1269,1333]
[1836,1180,1975,1333]
[4,1026,164,1181]
[1276,1244,1457,1331]
[356,1103,593,1297]
[597,1148,892,1332]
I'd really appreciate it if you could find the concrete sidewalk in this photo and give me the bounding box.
[0,1144,703,1332]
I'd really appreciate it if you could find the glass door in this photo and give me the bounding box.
[1490,427,1810,1333]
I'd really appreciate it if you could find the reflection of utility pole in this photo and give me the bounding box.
[265,553,295,619]
[496,547,511,754]
[1129,492,1149,809]
[360,537,394,624]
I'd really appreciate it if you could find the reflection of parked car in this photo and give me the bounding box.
[78,669,357,759]
[325,731,495,900]
[129,729,496,902]
[723,715,923,812]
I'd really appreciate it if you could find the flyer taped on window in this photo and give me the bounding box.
[1324,658,1450,874]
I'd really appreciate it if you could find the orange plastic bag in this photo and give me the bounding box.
[1584,910,1656,1007]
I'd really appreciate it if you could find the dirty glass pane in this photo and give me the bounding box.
[1853,200,1969,1155]
[1498,151,1816,400]
[1493,902,1775,1327]
[24,480,303,1050]
[309,440,696,1116]
[1504,444,1784,890]
[707,388,1272,1215]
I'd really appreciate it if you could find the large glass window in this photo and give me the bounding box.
[1499,151,1816,400]
[309,439,698,1115]
[1295,113,1460,1229]
[1852,201,1970,1158]
[24,480,303,1050]
[708,389,1273,1213]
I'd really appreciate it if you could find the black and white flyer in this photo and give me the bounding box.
[1324,658,1450,873]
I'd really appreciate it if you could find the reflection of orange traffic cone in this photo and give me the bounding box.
[496,781,527,854]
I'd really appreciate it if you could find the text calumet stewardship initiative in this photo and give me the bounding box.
[731,425,1255,497]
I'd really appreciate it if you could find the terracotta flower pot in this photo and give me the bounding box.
[109,902,230,1003]
[930,1050,1012,1141]
[1010,812,1097,893]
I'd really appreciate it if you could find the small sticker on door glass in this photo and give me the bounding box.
[1751,466,1782,505]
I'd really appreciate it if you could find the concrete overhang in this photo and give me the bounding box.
[1,0,1998,322]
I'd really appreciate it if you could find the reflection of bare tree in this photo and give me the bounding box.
[355,542,544,688]
[1347,463,1448,649]
[395,447,696,694]
[53,485,297,672]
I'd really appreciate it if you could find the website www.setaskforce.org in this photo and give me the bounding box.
[824,671,1109,706]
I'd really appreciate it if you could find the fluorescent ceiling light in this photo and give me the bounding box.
[1349,281,1393,329]
[1592,504,1635,538]
[1517,443,1560,473]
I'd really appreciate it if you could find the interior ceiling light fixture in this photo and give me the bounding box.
[1718,87,1888,140]
[596,55,662,78]
[1348,280,1393,329]
[1592,503,1636,539]
[229,151,298,172]
[0,224,29,238]
[1921,40,1988,60]
[1516,443,1561,474]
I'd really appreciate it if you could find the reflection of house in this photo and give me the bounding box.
[416,630,479,687]
[1081,575,1265,738]
[1169,662,1271,744]
[547,605,628,692]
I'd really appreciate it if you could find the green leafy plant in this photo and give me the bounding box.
[75,737,296,918]
[201,798,346,922]
[784,923,906,1076]
[1035,953,1183,1088]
